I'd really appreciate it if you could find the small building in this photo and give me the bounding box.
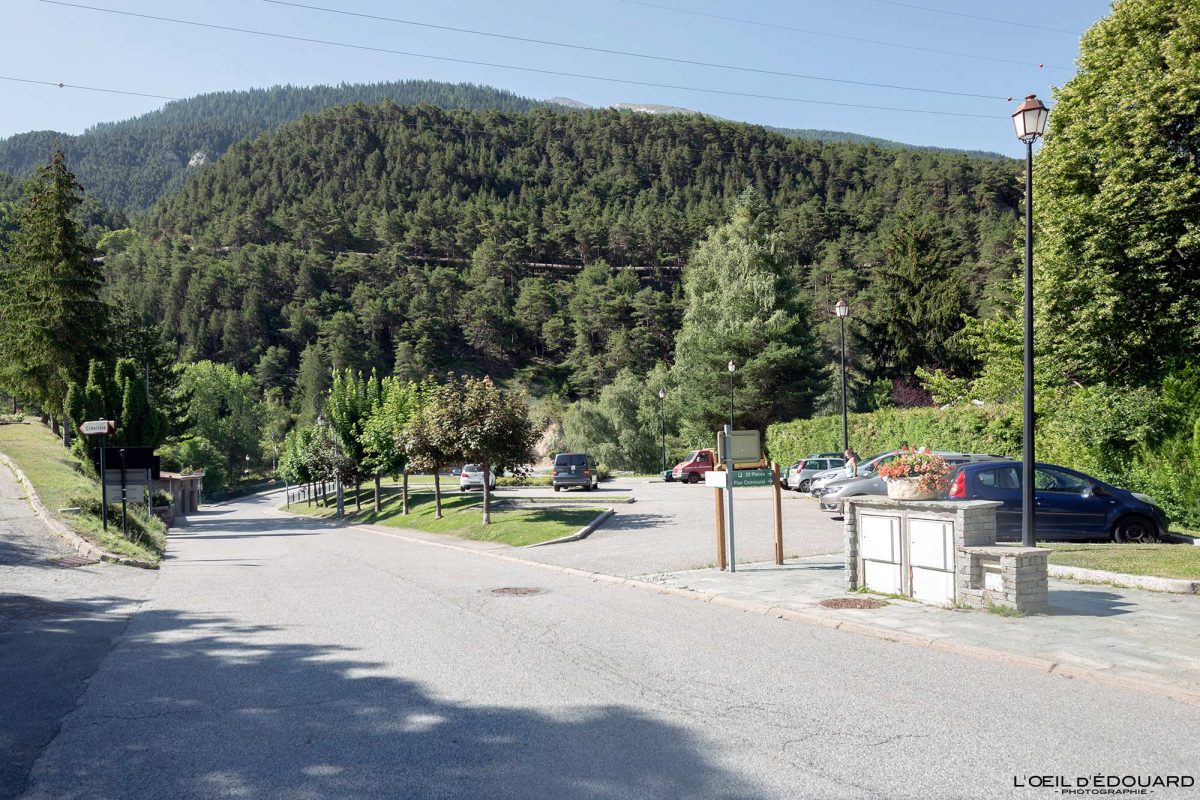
[155,471,204,522]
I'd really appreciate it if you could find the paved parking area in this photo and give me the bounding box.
[496,479,843,577]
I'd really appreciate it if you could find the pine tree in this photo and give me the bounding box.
[0,149,105,426]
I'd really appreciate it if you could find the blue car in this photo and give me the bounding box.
[947,461,1168,543]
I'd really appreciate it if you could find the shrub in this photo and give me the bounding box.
[67,494,167,554]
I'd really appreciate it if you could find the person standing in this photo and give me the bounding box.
[844,448,860,478]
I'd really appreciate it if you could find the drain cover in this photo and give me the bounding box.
[819,597,886,610]
[490,587,545,597]
[52,555,100,567]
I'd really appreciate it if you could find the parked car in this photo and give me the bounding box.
[808,452,891,496]
[946,461,1168,543]
[459,464,496,491]
[552,452,598,491]
[783,456,846,492]
[816,452,1005,511]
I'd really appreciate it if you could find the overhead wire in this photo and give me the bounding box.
[0,73,178,100]
[261,0,1005,100]
[38,0,1004,120]
[861,0,1081,36]
[618,0,1067,71]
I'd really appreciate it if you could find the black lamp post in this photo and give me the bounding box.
[727,360,736,431]
[1013,94,1050,548]
[658,387,667,474]
[834,298,849,453]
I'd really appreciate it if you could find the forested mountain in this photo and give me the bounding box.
[0,81,546,211]
[104,102,1021,409]
[1,78,1003,213]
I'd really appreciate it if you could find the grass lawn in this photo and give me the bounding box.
[285,484,602,547]
[0,420,165,563]
[1042,542,1200,581]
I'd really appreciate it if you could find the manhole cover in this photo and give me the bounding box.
[489,587,545,597]
[819,597,886,610]
[51,555,100,567]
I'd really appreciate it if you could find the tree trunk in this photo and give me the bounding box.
[355,480,361,512]
[481,459,491,525]
[61,419,70,448]
[433,469,443,519]
[50,416,60,436]
[402,471,409,515]
[374,474,381,514]
[307,480,312,507]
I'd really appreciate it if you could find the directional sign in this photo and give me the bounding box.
[730,468,773,488]
[704,470,730,488]
[80,419,115,436]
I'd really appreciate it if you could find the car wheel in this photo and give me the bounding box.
[687,473,701,484]
[1112,514,1158,544]
[553,485,561,493]
[798,479,810,492]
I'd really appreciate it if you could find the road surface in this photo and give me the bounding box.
[12,491,1199,799]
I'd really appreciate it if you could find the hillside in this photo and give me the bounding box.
[0,80,546,211]
[103,102,1021,402]
[2,79,1005,213]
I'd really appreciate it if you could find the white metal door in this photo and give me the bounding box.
[859,514,902,595]
[908,517,955,605]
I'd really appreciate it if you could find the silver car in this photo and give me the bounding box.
[783,456,846,492]
[816,452,1007,512]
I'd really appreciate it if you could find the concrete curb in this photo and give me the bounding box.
[524,508,616,547]
[1048,564,1199,594]
[271,504,1200,707]
[0,449,158,569]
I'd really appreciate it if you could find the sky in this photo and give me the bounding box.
[1,0,1112,155]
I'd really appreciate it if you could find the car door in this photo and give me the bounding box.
[1034,467,1109,540]
[969,466,1022,539]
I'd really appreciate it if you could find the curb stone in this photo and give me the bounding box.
[0,449,158,570]
[523,508,616,547]
[1048,564,1199,594]
[272,503,1200,706]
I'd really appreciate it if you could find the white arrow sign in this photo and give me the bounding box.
[80,420,115,435]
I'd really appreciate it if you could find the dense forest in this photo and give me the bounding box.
[0,81,548,211]
[100,102,1021,415]
[0,78,1003,214]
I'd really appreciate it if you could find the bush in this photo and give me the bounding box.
[158,437,226,492]
[67,494,167,555]
[496,475,552,487]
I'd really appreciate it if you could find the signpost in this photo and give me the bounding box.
[79,420,116,532]
[706,431,785,571]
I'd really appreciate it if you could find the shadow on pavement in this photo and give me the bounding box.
[13,600,762,800]
[1046,589,1138,617]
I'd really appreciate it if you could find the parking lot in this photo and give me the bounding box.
[502,477,844,577]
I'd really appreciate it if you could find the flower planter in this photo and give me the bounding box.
[885,477,942,501]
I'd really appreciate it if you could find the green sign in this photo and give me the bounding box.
[731,468,773,487]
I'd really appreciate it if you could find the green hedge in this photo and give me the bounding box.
[767,405,1021,466]
[767,394,1199,528]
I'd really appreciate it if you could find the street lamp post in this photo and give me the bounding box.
[1012,94,1050,548]
[727,360,736,431]
[658,387,667,475]
[834,298,850,453]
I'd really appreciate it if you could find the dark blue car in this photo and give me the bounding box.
[947,461,1168,543]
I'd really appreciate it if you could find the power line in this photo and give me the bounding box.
[0,74,178,100]
[39,0,1003,120]
[262,0,1004,100]
[862,0,1080,36]
[619,0,1066,72]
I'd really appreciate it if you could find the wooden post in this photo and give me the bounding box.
[772,461,784,565]
[714,487,727,571]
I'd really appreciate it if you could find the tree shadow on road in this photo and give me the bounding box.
[16,600,764,800]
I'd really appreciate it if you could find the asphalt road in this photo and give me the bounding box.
[0,460,155,800]
[16,491,1200,800]
[477,478,845,576]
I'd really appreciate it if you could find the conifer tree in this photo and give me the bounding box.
[0,149,104,430]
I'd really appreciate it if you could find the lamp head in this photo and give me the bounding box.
[834,297,849,318]
[1012,94,1049,144]
[658,387,665,399]
[727,360,736,374]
